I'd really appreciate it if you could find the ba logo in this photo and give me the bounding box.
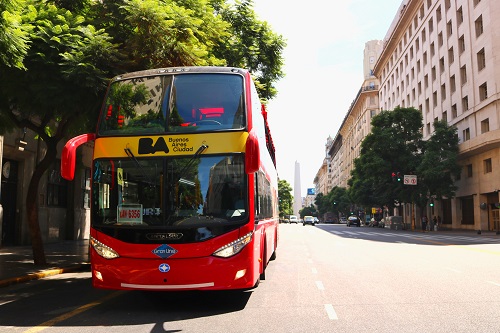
[138,137,169,154]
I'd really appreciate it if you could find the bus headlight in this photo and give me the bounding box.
[213,232,253,258]
[90,236,120,259]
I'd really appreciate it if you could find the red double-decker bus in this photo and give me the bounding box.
[61,67,279,291]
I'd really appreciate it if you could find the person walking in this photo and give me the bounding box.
[422,215,428,232]
[432,216,437,231]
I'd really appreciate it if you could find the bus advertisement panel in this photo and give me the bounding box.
[61,67,279,291]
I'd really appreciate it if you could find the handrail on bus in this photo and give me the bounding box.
[61,133,96,181]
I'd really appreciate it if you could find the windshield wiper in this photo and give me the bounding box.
[176,144,209,184]
[124,147,156,185]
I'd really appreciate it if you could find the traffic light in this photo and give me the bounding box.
[397,172,401,182]
[391,172,396,181]
[430,201,434,207]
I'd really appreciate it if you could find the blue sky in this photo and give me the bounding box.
[252,0,404,197]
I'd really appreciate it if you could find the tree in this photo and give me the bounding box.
[278,179,293,218]
[348,107,424,211]
[417,119,461,205]
[0,2,117,265]
[0,0,285,265]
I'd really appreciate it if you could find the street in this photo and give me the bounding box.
[1,223,500,333]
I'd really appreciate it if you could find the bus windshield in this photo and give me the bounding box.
[92,154,247,231]
[98,73,245,135]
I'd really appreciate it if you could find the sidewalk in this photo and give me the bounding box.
[0,239,90,288]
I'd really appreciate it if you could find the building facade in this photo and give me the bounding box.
[374,0,500,231]
[0,131,92,247]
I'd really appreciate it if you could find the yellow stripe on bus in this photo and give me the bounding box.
[93,132,249,159]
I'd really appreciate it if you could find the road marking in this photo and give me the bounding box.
[487,281,500,287]
[315,281,325,290]
[22,291,123,333]
[325,304,338,320]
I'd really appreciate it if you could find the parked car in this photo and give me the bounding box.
[385,216,404,230]
[303,216,315,226]
[346,215,361,227]
[339,217,347,224]
[289,215,299,224]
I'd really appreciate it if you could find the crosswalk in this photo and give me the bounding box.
[327,229,500,243]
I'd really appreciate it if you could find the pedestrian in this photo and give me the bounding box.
[432,216,437,231]
[422,215,428,231]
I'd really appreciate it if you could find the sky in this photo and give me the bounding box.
[251,0,404,197]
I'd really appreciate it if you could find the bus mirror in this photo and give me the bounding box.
[61,133,96,181]
[245,129,260,174]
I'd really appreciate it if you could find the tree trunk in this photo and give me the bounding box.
[26,140,59,266]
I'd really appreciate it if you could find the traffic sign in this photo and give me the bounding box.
[403,175,417,185]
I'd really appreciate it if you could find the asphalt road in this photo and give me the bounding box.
[1,223,499,333]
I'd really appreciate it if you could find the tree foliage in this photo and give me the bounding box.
[278,179,293,217]
[0,0,30,69]
[348,107,460,213]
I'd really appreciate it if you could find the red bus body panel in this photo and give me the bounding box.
[90,224,272,291]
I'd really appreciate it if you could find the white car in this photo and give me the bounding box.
[303,216,315,226]
[289,215,299,223]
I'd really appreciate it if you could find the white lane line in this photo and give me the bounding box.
[487,281,500,287]
[315,281,325,290]
[325,304,338,320]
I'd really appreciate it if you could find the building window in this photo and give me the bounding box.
[448,47,454,64]
[429,18,434,33]
[416,37,420,52]
[445,0,451,10]
[430,42,435,57]
[47,160,68,207]
[475,15,483,38]
[452,104,457,118]
[459,35,465,54]
[479,82,488,101]
[463,128,470,142]
[477,48,486,71]
[481,118,489,134]
[424,74,429,88]
[484,158,492,174]
[438,32,443,47]
[440,57,445,73]
[450,75,456,93]
[467,164,473,178]
[442,111,448,122]
[447,20,453,37]
[460,65,467,85]
[426,98,430,112]
[433,91,438,107]
[423,51,428,66]
[427,122,431,135]
[432,66,436,81]
[436,6,442,22]
[462,96,469,111]
[473,0,482,6]
[441,84,446,100]
[422,28,426,43]
[457,6,463,26]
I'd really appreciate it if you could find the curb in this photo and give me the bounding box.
[0,263,90,288]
